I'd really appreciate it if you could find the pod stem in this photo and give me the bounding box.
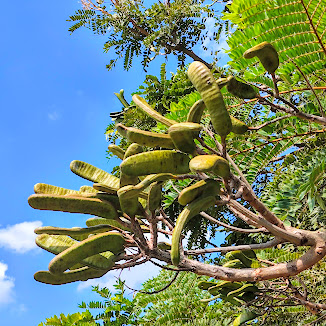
[271,73,279,98]
[221,136,227,158]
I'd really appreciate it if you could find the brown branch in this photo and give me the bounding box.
[185,238,282,255]
[248,114,292,130]
[200,211,267,234]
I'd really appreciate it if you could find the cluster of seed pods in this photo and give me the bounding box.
[29,42,279,285]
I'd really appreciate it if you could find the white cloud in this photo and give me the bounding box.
[48,111,60,121]
[0,262,15,305]
[0,221,42,253]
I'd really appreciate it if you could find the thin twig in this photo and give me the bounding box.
[248,114,292,130]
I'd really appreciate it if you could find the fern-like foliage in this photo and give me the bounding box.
[224,0,326,87]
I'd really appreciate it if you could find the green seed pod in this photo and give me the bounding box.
[85,217,132,232]
[230,116,249,134]
[147,181,162,211]
[108,145,125,160]
[79,185,98,193]
[49,232,125,274]
[116,123,174,149]
[198,280,218,290]
[34,183,80,196]
[225,250,255,268]
[222,259,245,269]
[226,77,257,99]
[171,196,216,266]
[35,225,113,237]
[124,143,143,159]
[178,179,220,206]
[243,42,279,74]
[187,61,232,137]
[132,94,177,127]
[35,234,116,270]
[28,194,118,220]
[168,122,202,154]
[216,77,229,89]
[189,155,230,178]
[70,160,120,190]
[114,89,130,108]
[208,281,243,296]
[120,150,191,176]
[157,242,171,250]
[186,99,206,123]
[232,309,258,325]
[227,284,259,298]
[34,267,109,285]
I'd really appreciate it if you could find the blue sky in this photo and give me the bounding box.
[0,1,227,325]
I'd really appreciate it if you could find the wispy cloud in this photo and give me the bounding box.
[0,262,15,305]
[0,221,42,253]
[48,111,60,121]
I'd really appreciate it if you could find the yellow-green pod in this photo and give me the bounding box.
[198,280,218,290]
[226,77,257,99]
[230,116,248,134]
[116,123,174,149]
[178,179,220,206]
[227,284,259,298]
[120,150,191,176]
[108,145,125,160]
[171,196,216,266]
[132,94,177,127]
[225,250,256,268]
[157,242,171,250]
[216,77,229,89]
[147,181,162,212]
[34,267,108,285]
[49,232,125,274]
[208,281,243,296]
[187,62,232,137]
[186,99,206,123]
[34,183,80,196]
[243,42,279,74]
[222,259,245,269]
[85,217,132,232]
[189,155,230,178]
[168,122,202,154]
[28,194,118,220]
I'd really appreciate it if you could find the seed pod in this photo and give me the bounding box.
[225,250,256,268]
[227,284,259,298]
[222,259,245,269]
[49,232,125,274]
[116,123,174,149]
[243,42,279,74]
[178,179,220,206]
[186,99,206,123]
[85,217,132,232]
[226,77,257,99]
[216,77,229,89]
[147,181,162,211]
[198,280,218,290]
[108,145,125,160]
[171,196,216,266]
[168,122,202,154]
[187,61,232,137]
[79,186,97,193]
[34,267,109,285]
[70,160,120,190]
[28,194,118,220]
[132,94,177,127]
[189,155,230,178]
[34,183,80,196]
[35,225,113,237]
[157,242,171,250]
[208,281,243,296]
[120,150,191,176]
[230,116,248,134]
[35,234,116,270]
[232,309,258,325]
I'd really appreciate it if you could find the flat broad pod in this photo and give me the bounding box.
[230,116,248,135]
[186,99,206,123]
[189,155,230,178]
[132,94,177,127]
[171,195,216,266]
[226,76,257,99]
[48,231,125,274]
[243,41,279,74]
[168,122,202,154]
[120,150,191,176]
[116,123,175,149]
[187,61,232,138]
